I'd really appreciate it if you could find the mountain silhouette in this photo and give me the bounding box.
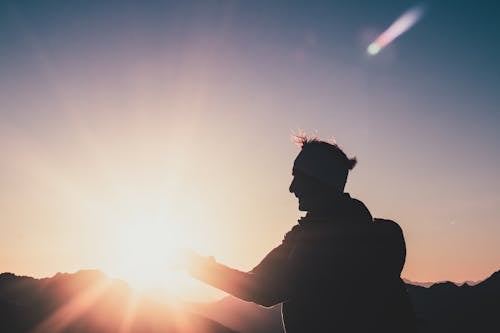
[2,269,498,332]
[191,270,500,333]
[407,270,499,333]
[0,270,236,333]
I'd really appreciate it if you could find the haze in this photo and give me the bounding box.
[1,1,499,301]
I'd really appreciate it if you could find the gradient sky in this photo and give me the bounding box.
[1,0,499,300]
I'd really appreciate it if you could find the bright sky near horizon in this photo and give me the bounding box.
[1,1,499,301]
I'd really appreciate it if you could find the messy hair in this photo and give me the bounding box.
[291,131,357,170]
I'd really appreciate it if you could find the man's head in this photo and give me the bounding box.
[289,135,357,211]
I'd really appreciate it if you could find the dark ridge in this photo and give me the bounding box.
[0,270,236,333]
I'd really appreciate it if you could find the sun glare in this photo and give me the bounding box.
[76,180,203,298]
[80,178,226,302]
[6,113,223,301]
[367,4,426,55]
[103,209,191,294]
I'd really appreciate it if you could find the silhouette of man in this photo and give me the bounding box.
[185,136,416,332]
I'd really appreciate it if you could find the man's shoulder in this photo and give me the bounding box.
[344,194,373,224]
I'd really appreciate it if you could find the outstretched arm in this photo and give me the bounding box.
[185,243,293,307]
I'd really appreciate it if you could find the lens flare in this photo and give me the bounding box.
[367,4,426,55]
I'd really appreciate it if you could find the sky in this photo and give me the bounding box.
[0,0,499,301]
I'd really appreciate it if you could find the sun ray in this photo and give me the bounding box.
[118,291,140,333]
[30,279,112,333]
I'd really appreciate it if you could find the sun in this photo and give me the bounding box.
[104,216,219,302]
[96,199,197,297]
[111,222,182,290]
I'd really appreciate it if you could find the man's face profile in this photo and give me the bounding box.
[289,168,329,212]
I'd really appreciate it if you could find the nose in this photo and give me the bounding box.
[289,177,296,193]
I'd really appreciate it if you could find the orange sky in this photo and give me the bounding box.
[1,1,499,301]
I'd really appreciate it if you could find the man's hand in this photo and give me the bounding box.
[179,249,216,275]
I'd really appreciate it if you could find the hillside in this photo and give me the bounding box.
[0,270,235,333]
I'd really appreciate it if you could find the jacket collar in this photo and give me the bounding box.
[298,193,362,225]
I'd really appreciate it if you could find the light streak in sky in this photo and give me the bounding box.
[367,4,426,55]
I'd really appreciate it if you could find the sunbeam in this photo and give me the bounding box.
[31,279,112,333]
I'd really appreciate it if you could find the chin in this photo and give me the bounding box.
[298,203,309,212]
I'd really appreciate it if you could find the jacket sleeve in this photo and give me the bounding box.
[188,239,295,307]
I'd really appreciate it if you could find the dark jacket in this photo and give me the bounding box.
[190,194,416,332]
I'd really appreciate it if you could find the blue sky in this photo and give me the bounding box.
[0,1,498,294]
